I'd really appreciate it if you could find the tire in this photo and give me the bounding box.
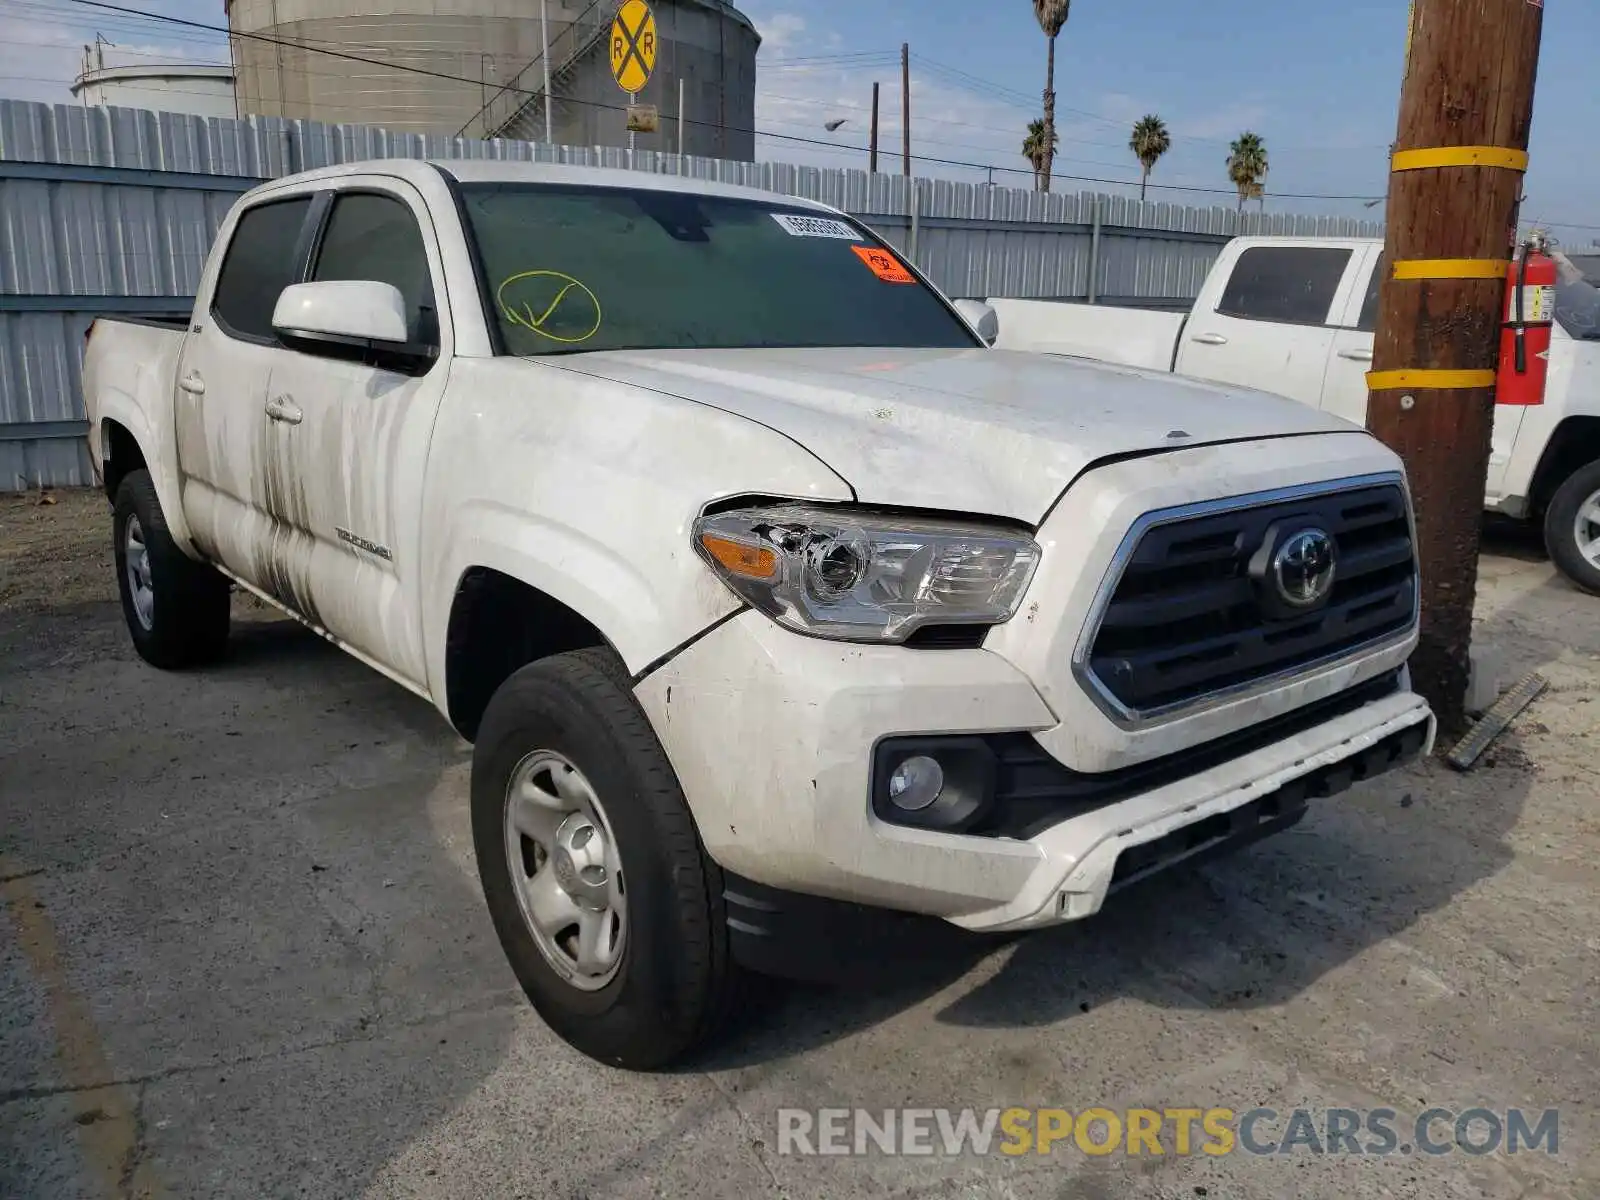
[471,648,745,1070]
[1543,459,1600,596]
[112,469,231,668]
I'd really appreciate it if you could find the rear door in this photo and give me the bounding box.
[1320,244,1382,427]
[1175,242,1365,407]
[1323,249,1525,503]
[175,194,318,580]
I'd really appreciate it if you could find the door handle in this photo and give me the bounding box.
[1338,348,1374,363]
[265,395,303,426]
[179,372,206,396]
[1190,332,1229,346]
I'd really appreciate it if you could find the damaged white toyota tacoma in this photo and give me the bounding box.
[82,160,1434,1069]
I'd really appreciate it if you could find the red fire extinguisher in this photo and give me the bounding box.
[1497,235,1556,407]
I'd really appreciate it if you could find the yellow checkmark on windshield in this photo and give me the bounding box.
[528,281,579,329]
[497,270,603,345]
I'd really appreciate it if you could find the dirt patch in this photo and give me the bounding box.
[0,488,117,614]
[0,487,281,624]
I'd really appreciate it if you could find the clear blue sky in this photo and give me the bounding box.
[1,0,1595,243]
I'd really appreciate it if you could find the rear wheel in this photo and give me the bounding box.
[470,648,745,1070]
[112,470,231,667]
[1543,459,1600,596]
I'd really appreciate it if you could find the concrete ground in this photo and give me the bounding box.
[1,488,1595,1200]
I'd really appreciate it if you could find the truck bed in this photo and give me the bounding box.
[82,315,191,498]
[98,313,191,332]
[988,299,1187,372]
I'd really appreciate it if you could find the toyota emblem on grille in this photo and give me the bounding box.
[1272,528,1338,608]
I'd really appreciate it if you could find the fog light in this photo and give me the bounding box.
[887,755,945,811]
[872,737,999,833]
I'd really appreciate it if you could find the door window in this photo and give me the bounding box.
[1356,255,1384,331]
[1216,246,1353,325]
[211,198,314,342]
[312,192,437,344]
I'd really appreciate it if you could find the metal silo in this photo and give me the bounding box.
[226,0,760,159]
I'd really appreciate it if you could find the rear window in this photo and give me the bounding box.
[1216,246,1352,325]
[212,198,313,341]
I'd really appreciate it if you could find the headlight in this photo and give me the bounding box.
[692,504,1040,642]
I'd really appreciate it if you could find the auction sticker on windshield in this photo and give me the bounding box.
[771,213,862,240]
[853,244,917,284]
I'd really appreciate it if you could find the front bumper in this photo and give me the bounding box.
[634,611,1435,934]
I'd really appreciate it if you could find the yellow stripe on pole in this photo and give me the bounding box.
[1390,146,1528,172]
[1366,369,1498,390]
[1392,258,1513,280]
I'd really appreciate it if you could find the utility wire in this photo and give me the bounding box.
[58,0,1385,200]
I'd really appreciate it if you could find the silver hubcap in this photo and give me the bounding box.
[504,751,626,991]
[124,514,154,631]
[1575,488,1600,571]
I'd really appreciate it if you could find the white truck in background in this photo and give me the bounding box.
[81,162,1435,1070]
[991,236,1600,593]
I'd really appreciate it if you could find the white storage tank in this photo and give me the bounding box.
[71,62,238,120]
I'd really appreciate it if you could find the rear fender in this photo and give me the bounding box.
[87,330,198,556]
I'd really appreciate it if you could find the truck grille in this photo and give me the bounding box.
[1083,480,1417,719]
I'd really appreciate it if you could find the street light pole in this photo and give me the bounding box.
[1366,0,1545,730]
[539,0,554,144]
[869,81,880,173]
[901,43,911,177]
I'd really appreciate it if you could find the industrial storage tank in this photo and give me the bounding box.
[225,0,760,159]
[72,62,238,120]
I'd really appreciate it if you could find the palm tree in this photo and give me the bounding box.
[1129,114,1171,202]
[1022,119,1057,191]
[1031,0,1071,192]
[1226,131,1269,212]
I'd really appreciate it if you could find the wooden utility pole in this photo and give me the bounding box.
[900,43,911,176]
[869,82,880,173]
[1366,0,1543,732]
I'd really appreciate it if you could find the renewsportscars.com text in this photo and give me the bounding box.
[776,1106,1560,1158]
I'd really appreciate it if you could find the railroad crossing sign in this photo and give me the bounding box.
[610,0,657,94]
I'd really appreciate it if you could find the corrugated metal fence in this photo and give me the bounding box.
[0,98,1383,490]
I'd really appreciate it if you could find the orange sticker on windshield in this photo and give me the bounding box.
[853,245,916,284]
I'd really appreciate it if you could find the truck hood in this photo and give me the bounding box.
[546,347,1356,523]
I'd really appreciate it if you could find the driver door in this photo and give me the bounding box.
[251,181,450,688]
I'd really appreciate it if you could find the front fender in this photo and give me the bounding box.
[417,357,856,709]
[428,499,739,688]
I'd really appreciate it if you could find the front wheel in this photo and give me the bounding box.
[470,648,745,1070]
[1543,459,1600,596]
[112,469,231,668]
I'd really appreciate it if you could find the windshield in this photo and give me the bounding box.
[459,183,979,356]
[1553,252,1600,340]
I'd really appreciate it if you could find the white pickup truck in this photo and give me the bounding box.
[83,160,1434,1070]
[992,236,1600,592]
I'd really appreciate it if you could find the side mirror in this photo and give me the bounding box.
[953,299,1000,347]
[273,280,436,374]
